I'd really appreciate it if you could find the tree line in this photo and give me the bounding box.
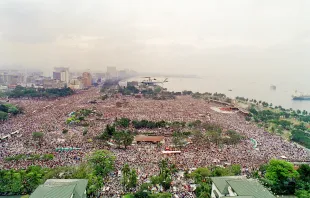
[1,149,309,198]
[115,117,187,129]
[5,154,54,162]
[7,86,74,98]
[0,150,115,197]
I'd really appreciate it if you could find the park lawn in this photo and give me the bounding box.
[282,130,292,141]
[280,117,300,125]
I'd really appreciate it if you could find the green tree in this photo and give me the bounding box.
[295,190,310,198]
[0,104,9,112]
[297,164,310,182]
[116,118,131,128]
[192,130,206,146]
[32,132,44,140]
[159,159,168,175]
[32,132,44,146]
[123,131,134,149]
[71,162,91,179]
[190,167,211,183]
[172,132,185,148]
[0,111,8,120]
[150,175,161,186]
[87,150,115,177]
[105,124,116,136]
[4,103,21,115]
[207,130,222,146]
[295,164,310,197]
[122,163,131,190]
[112,131,124,148]
[211,166,231,177]
[23,166,43,194]
[128,169,138,189]
[149,192,172,198]
[264,159,299,195]
[302,110,308,116]
[86,173,104,196]
[195,182,211,198]
[228,164,241,175]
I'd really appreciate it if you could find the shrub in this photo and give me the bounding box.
[0,111,8,121]
[42,154,54,160]
[83,128,88,136]
[32,132,44,139]
[62,129,68,134]
[116,117,131,128]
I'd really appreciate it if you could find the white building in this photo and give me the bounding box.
[53,67,70,85]
[118,81,127,88]
[211,176,275,198]
[68,78,84,90]
[0,85,8,92]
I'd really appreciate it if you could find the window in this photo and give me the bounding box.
[213,190,220,198]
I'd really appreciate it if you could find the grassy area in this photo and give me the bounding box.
[243,101,310,149]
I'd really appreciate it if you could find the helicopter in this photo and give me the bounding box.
[141,77,168,86]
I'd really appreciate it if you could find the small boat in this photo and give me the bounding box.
[228,89,232,91]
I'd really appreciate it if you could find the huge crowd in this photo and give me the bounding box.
[0,88,309,197]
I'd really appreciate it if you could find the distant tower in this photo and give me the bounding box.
[107,66,117,79]
[82,72,92,87]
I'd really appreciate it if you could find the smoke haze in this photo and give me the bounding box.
[0,0,309,77]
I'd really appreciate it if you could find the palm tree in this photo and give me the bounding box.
[159,159,168,175]
[122,163,130,190]
[302,110,308,116]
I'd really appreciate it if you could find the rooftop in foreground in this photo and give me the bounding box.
[30,179,88,198]
[211,176,275,198]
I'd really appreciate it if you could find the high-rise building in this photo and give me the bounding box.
[107,66,117,79]
[53,67,70,84]
[82,72,92,87]
[53,72,61,81]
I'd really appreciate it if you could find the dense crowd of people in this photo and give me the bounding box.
[0,88,309,197]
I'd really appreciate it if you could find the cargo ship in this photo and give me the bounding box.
[292,91,310,100]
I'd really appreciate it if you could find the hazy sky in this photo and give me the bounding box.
[0,0,309,76]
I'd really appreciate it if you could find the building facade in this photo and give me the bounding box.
[53,67,70,84]
[82,72,92,87]
[69,78,84,90]
[107,66,117,79]
[43,79,66,89]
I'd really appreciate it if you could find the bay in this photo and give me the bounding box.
[129,75,310,112]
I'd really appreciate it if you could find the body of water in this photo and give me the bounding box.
[129,75,310,112]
